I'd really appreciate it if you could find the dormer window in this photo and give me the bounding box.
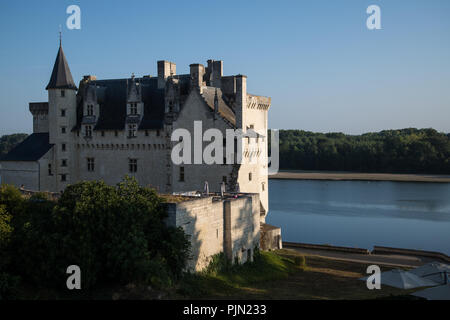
[87,105,94,116]
[130,103,138,115]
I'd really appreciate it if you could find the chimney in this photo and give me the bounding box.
[190,63,205,92]
[235,75,247,129]
[207,60,223,87]
[158,60,176,89]
[83,75,97,82]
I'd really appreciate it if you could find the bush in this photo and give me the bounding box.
[50,177,190,289]
[10,193,58,285]
[1,178,191,294]
[0,205,13,271]
[0,272,20,300]
[202,253,230,276]
[0,184,24,216]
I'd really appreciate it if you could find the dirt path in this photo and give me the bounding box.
[284,247,433,268]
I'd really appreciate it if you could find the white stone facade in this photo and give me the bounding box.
[1,47,272,222]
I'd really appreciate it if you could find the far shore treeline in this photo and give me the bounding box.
[1,128,450,174]
[273,128,450,174]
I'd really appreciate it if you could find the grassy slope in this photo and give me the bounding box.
[173,250,422,300]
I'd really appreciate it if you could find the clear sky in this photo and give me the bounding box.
[0,0,449,135]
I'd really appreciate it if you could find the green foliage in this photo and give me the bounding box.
[11,193,58,285]
[0,133,28,156]
[1,178,191,294]
[177,251,295,298]
[0,272,20,300]
[0,205,13,271]
[0,202,21,300]
[275,128,450,173]
[0,205,12,249]
[0,184,24,216]
[202,252,230,276]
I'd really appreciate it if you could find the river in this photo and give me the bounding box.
[266,179,450,255]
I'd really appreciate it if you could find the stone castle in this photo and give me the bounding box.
[0,43,281,269]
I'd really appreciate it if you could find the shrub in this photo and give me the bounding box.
[203,253,230,276]
[10,193,58,285]
[1,177,191,293]
[0,184,23,216]
[0,205,13,271]
[0,272,20,300]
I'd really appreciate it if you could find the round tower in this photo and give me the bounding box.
[46,41,77,191]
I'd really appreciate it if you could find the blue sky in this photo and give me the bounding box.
[0,0,449,135]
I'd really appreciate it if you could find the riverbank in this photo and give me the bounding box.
[270,170,450,183]
[173,250,420,300]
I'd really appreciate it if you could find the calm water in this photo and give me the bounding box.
[266,179,450,255]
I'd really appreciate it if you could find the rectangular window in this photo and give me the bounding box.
[179,167,185,182]
[61,90,65,97]
[249,172,252,181]
[129,159,137,173]
[87,158,95,172]
[61,109,66,117]
[101,131,105,137]
[61,126,66,134]
[128,124,137,138]
[61,174,67,182]
[157,130,160,137]
[85,125,92,137]
[61,143,66,152]
[262,182,265,191]
[61,159,67,167]
[145,130,149,137]
[130,102,137,115]
[115,131,118,137]
[87,105,94,116]
[48,164,52,176]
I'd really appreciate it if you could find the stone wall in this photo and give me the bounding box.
[0,161,39,190]
[165,193,261,272]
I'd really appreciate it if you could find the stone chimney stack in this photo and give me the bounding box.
[235,75,247,130]
[206,59,223,87]
[190,63,205,92]
[158,60,176,89]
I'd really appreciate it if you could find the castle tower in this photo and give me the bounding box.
[46,40,77,191]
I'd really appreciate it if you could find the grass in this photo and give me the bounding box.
[172,249,424,300]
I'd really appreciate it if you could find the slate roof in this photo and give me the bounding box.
[46,45,77,90]
[75,77,167,131]
[201,86,236,126]
[0,133,53,162]
[74,76,237,131]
